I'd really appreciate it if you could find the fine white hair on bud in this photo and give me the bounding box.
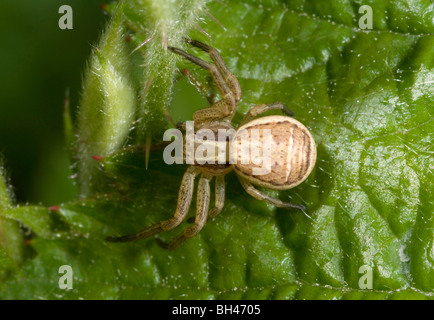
[76,2,136,196]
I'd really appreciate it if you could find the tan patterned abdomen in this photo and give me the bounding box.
[231,115,316,190]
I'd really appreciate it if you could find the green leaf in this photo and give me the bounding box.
[0,161,12,211]
[0,162,26,276]
[1,0,434,299]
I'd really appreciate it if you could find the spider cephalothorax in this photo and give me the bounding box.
[107,39,316,250]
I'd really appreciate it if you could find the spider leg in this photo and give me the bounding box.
[208,175,225,219]
[106,166,199,243]
[240,103,294,126]
[186,39,241,102]
[186,175,225,223]
[158,174,211,250]
[182,68,217,104]
[168,45,239,125]
[239,179,305,210]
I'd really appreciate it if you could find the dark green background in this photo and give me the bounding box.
[0,1,108,204]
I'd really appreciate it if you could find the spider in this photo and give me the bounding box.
[107,39,317,250]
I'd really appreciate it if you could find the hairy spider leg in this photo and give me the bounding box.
[208,175,225,219]
[240,102,295,126]
[187,39,241,103]
[168,44,240,126]
[106,166,200,242]
[239,179,306,210]
[186,175,225,224]
[158,173,211,250]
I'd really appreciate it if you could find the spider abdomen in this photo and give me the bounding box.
[231,115,316,190]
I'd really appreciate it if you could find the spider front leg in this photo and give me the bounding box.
[182,68,218,105]
[158,174,212,250]
[168,40,241,126]
[106,166,199,243]
[187,39,241,102]
[239,179,305,210]
[240,103,294,126]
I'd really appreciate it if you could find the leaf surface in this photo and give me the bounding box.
[1,0,433,299]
